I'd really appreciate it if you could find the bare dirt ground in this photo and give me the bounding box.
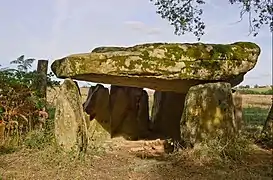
[0,137,272,180]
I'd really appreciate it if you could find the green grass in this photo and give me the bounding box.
[242,106,269,140]
[248,87,271,93]
[243,107,269,127]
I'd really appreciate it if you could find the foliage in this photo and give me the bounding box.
[238,85,251,88]
[23,106,56,149]
[0,55,59,146]
[10,55,35,72]
[151,0,273,40]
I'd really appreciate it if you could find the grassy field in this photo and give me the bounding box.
[1,87,272,180]
[245,87,272,93]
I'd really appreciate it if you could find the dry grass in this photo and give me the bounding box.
[242,94,272,108]
[1,86,271,179]
[0,137,272,180]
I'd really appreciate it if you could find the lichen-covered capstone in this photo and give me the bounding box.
[54,79,88,152]
[180,82,237,147]
[51,42,260,93]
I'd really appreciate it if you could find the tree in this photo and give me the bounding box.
[151,0,273,147]
[0,56,60,143]
[150,0,273,40]
[10,55,35,72]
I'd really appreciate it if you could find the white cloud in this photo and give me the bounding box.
[124,20,161,35]
[0,0,271,86]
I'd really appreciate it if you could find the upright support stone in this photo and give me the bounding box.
[232,91,243,131]
[36,60,48,99]
[54,79,88,152]
[180,82,237,148]
[151,91,186,140]
[137,90,150,138]
[83,84,111,139]
[110,86,150,140]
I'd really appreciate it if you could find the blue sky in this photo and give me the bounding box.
[0,0,272,86]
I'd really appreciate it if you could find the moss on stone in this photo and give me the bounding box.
[51,41,260,83]
[92,47,127,53]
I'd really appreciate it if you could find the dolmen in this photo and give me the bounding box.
[51,42,260,151]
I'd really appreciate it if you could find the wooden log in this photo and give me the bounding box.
[36,60,48,99]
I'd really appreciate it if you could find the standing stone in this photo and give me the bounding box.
[83,84,111,131]
[180,82,237,148]
[54,79,88,152]
[232,91,243,131]
[151,91,186,140]
[83,84,111,140]
[137,90,150,138]
[110,86,149,140]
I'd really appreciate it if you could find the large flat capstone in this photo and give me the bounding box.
[51,42,260,93]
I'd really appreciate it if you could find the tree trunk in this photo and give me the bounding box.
[36,60,48,99]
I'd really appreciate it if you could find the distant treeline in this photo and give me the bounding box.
[236,89,273,95]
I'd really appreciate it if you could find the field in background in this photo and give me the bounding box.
[47,87,272,108]
[244,87,272,93]
[47,87,272,128]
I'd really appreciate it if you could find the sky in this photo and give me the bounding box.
[0,0,272,87]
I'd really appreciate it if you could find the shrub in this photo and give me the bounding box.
[0,56,59,147]
[24,128,55,149]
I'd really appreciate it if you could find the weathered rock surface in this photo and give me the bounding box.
[232,91,243,131]
[51,42,260,93]
[151,91,186,140]
[85,114,111,140]
[180,82,237,147]
[137,90,150,138]
[83,84,110,132]
[54,79,88,152]
[110,86,150,140]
